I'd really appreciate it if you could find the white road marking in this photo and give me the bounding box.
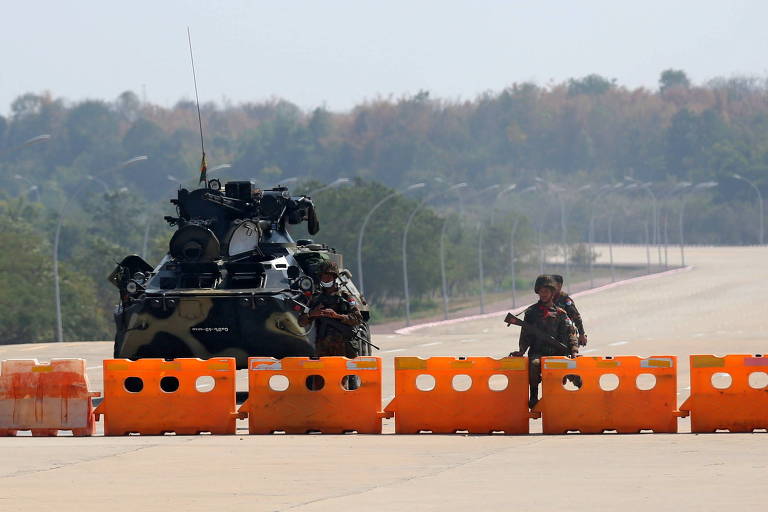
[381,348,406,353]
[609,341,629,346]
[693,333,705,338]
[86,365,102,370]
[418,342,442,347]
[581,349,597,354]
[460,338,478,343]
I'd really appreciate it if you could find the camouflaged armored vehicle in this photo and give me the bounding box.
[108,179,371,368]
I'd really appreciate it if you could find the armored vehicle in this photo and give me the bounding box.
[108,179,371,368]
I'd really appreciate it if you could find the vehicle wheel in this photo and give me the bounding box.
[358,322,372,356]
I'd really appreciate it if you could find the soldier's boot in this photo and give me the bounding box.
[342,375,360,390]
[562,374,583,388]
[528,385,539,409]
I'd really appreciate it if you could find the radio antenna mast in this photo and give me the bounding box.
[187,27,207,186]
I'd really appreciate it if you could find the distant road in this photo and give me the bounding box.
[1,246,767,511]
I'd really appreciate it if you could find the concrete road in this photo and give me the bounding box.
[1,245,767,511]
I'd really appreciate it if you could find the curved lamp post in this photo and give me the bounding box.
[308,178,351,196]
[678,181,718,265]
[403,182,467,326]
[53,155,148,342]
[356,182,425,295]
[0,133,51,158]
[625,177,660,265]
[733,174,764,245]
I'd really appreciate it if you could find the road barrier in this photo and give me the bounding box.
[94,358,239,435]
[536,356,681,434]
[0,359,98,436]
[679,354,768,432]
[6,352,768,437]
[239,357,384,434]
[384,356,532,434]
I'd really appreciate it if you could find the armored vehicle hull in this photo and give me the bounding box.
[110,181,371,368]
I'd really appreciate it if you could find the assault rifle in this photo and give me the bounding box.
[504,312,573,355]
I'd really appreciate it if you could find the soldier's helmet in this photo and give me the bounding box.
[534,274,558,293]
[319,261,340,277]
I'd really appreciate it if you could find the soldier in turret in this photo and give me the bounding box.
[509,275,579,409]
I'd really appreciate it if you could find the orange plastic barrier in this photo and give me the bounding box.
[679,354,768,432]
[537,356,680,434]
[0,359,98,436]
[384,356,532,434]
[94,358,239,435]
[239,357,384,434]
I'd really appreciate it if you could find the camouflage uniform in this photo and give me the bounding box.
[554,292,585,338]
[515,275,579,408]
[299,289,363,357]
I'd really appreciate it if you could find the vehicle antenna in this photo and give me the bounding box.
[187,27,207,186]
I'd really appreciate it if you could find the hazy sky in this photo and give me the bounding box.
[1,0,766,114]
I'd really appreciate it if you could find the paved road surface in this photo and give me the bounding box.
[1,245,766,511]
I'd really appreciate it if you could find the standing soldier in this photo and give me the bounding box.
[298,261,363,358]
[551,274,588,347]
[509,275,579,409]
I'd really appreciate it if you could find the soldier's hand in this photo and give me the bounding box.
[509,351,523,357]
[569,350,579,359]
[578,334,588,346]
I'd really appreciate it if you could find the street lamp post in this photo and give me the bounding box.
[535,178,573,291]
[13,175,42,202]
[308,178,351,196]
[733,174,764,245]
[53,155,148,342]
[403,183,467,326]
[489,184,517,225]
[625,177,660,265]
[356,182,425,294]
[439,217,450,319]
[0,134,51,158]
[87,175,112,195]
[436,184,499,319]
[678,181,718,266]
[472,185,500,314]
[509,217,520,308]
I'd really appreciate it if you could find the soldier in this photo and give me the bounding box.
[298,261,363,358]
[509,275,579,409]
[550,274,587,346]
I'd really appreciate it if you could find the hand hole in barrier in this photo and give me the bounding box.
[269,375,290,391]
[415,374,436,391]
[452,374,472,392]
[195,375,216,393]
[561,374,582,391]
[160,376,180,393]
[599,373,619,391]
[636,373,657,390]
[748,371,768,389]
[711,372,732,390]
[488,374,508,391]
[306,375,325,391]
[341,375,361,391]
[124,377,144,393]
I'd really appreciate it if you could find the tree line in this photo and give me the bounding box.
[1,69,766,342]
